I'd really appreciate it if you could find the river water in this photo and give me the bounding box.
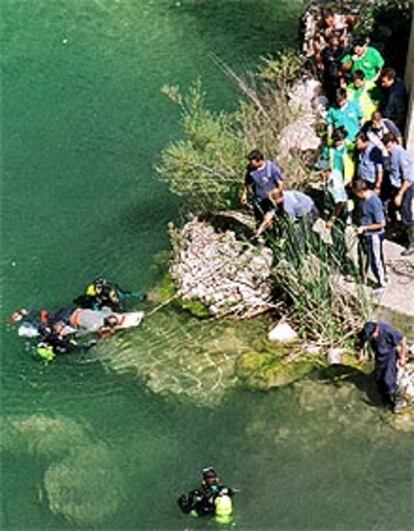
[1,1,413,529]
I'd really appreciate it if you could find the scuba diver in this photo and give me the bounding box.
[36,321,97,362]
[177,467,234,524]
[73,277,146,312]
[10,308,50,338]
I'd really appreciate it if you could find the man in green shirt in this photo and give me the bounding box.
[341,36,384,82]
[326,88,363,142]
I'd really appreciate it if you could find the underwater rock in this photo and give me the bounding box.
[268,322,298,343]
[44,443,122,524]
[388,410,414,433]
[100,312,267,405]
[0,414,90,457]
[169,219,274,319]
[236,351,314,390]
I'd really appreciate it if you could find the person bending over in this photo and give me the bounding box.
[357,321,408,412]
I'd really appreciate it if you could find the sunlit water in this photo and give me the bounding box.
[1,1,413,529]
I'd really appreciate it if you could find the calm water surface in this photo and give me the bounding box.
[1,1,413,529]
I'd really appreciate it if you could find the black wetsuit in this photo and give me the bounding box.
[178,484,233,516]
[74,283,146,312]
[40,331,96,355]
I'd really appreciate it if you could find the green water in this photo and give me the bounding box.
[1,1,413,529]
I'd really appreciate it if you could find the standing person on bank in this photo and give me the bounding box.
[357,321,408,413]
[353,179,387,291]
[326,88,363,143]
[383,134,414,256]
[341,36,384,82]
[380,68,408,129]
[241,149,284,239]
[355,131,384,194]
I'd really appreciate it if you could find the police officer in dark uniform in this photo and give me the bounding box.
[358,321,408,412]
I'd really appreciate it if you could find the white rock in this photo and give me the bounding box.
[327,348,345,365]
[268,322,298,343]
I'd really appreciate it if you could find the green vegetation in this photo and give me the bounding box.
[267,225,371,347]
[236,350,315,390]
[157,51,371,347]
[157,52,311,213]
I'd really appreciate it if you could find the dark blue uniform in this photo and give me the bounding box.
[363,322,403,401]
[245,161,283,224]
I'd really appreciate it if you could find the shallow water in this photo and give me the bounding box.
[1,0,413,529]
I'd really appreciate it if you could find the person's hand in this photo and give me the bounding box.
[394,194,403,207]
[374,186,381,195]
[357,352,368,364]
[356,226,365,235]
[352,54,359,62]
[398,357,407,368]
[240,193,247,206]
[325,220,334,230]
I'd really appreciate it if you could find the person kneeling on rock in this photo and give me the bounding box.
[357,321,411,413]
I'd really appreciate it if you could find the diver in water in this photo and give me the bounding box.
[36,321,97,362]
[177,467,234,523]
[73,277,147,312]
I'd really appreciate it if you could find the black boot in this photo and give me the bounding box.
[401,226,414,257]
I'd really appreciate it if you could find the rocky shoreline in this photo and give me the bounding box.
[149,0,414,423]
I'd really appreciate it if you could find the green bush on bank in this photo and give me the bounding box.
[157,53,311,214]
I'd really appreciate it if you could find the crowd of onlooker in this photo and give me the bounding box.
[240,5,414,414]
[242,6,413,293]
[308,6,413,290]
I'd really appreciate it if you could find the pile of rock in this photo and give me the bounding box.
[278,77,326,157]
[170,218,274,319]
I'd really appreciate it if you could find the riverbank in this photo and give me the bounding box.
[152,0,414,420]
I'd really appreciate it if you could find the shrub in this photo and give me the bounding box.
[157,54,318,215]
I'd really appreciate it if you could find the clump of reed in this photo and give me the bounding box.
[267,223,371,348]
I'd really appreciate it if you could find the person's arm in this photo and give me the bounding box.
[271,162,284,192]
[394,178,412,207]
[326,201,346,229]
[372,48,385,82]
[396,336,407,367]
[241,171,252,205]
[340,53,353,72]
[384,119,402,144]
[357,340,369,363]
[356,220,385,235]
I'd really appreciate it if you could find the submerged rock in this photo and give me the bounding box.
[44,443,122,525]
[235,350,314,390]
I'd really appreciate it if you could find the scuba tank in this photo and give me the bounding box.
[214,492,233,525]
[36,343,55,362]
